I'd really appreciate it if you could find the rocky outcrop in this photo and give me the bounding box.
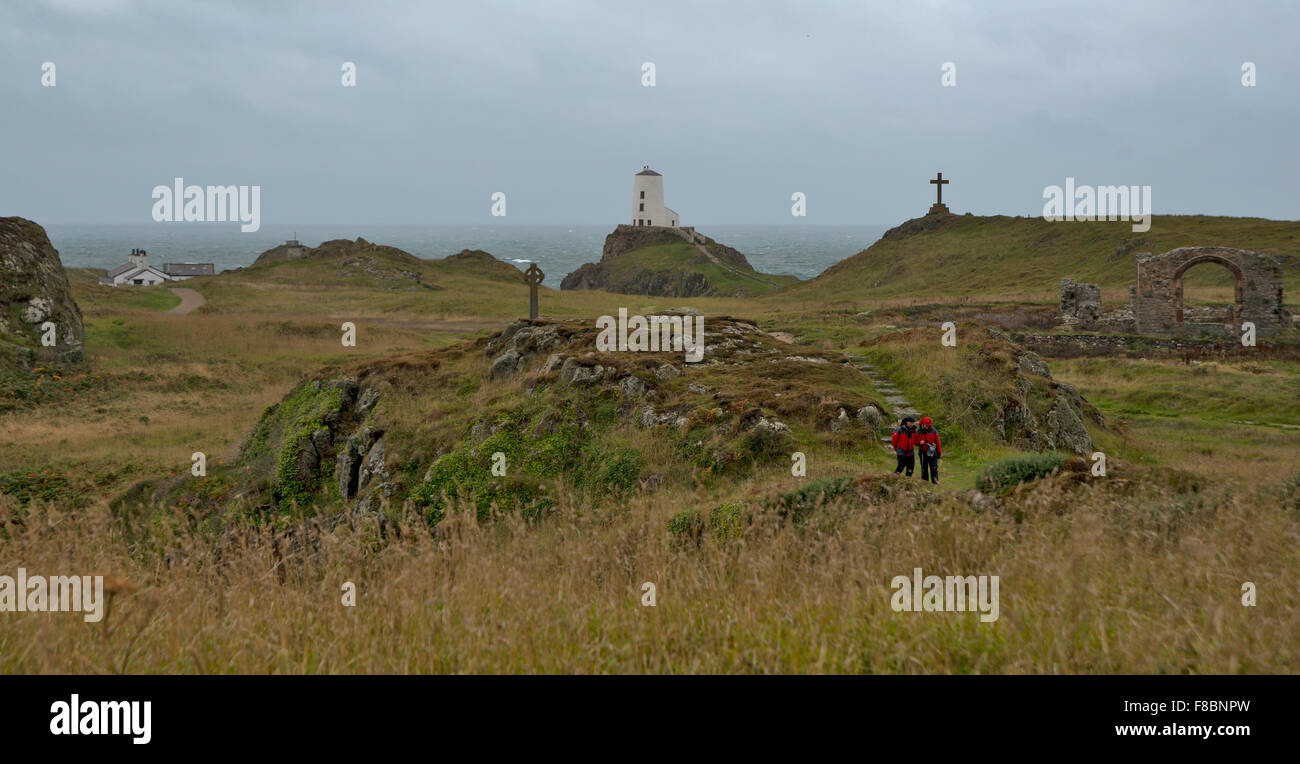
[879,212,975,241]
[115,372,394,521]
[250,237,436,289]
[1043,383,1093,455]
[562,262,713,297]
[0,217,85,368]
[560,226,770,297]
[988,347,1100,456]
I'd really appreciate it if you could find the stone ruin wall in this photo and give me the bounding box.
[1060,246,1292,338]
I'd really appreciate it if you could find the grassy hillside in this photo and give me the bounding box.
[431,248,525,283]
[786,214,1300,306]
[4,227,1298,673]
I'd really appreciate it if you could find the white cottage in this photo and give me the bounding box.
[99,249,214,286]
[631,166,678,227]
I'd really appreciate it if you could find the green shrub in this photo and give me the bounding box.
[271,382,344,512]
[590,447,645,495]
[667,508,705,541]
[0,467,77,507]
[708,501,748,539]
[975,451,1069,493]
[409,452,553,525]
[765,476,854,527]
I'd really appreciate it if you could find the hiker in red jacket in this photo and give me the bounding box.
[915,416,942,484]
[891,417,916,476]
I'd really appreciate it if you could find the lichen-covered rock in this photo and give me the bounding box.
[1044,383,1093,456]
[355,385,379,418]
[856,405,885,431]
[656,363,680,381]
[0,217,85,368]
[531,325,561,353]
[490,348,525,379]
[617,375,648,396]
[358,436,388,491]
[830,408,851,432]
[559,358,604,386]
[996,397,1040,446]
[753,416,791,435]
[337,424,383,500]
[1017,351,1052,379]
[539,353,566,375]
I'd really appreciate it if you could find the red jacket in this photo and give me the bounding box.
[891,428,914,453]
[914,427,942,457]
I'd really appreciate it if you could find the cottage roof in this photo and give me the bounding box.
[118,266,168,282]
[163,263,215,276]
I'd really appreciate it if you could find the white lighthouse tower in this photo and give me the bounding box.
[631,166,678,227]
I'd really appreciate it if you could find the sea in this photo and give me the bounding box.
[45,224,890,288]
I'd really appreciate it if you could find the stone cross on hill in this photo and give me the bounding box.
[524,263,544,319]
[927,172,951,215]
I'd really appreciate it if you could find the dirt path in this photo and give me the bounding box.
[169,287,206,315]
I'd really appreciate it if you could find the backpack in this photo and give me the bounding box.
[919,428,937,457]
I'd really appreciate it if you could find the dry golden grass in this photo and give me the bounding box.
[3,474,1296,674]
[4,260,1297,674]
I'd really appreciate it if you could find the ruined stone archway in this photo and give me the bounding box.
[1172,254,1243,326]
[1134,246,1291,337]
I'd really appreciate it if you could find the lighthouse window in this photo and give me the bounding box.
[639,203,644,211]
[640,191,645,199]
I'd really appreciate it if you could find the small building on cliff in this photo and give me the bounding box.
[631,166,679,228]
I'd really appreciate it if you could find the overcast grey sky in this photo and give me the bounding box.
[2,0,1297,225]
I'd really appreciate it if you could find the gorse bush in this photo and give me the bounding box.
[585,447,645,495]
[666,508,705,543]
[708,501,747,540]
[765,476,854,527]
[975,451,1069,493]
